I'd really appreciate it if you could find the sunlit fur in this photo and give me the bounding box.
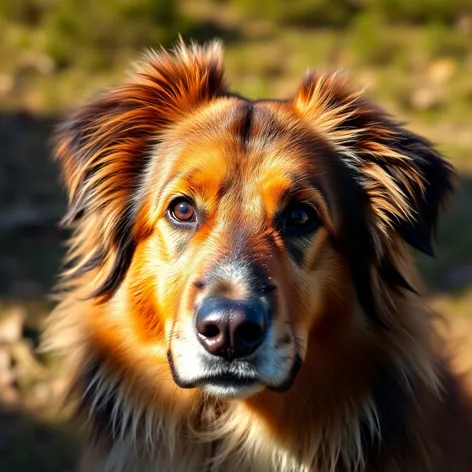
[44,41,472,472]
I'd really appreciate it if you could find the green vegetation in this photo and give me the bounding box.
[1,1,472,470]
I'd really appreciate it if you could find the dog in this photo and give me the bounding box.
[44,41,472,471]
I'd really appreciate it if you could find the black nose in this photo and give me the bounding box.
[195,298,268,360]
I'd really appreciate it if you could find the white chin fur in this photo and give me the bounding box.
[200,381,264,398]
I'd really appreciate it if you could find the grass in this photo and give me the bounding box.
[1,5,472,470]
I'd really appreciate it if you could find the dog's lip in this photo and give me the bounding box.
[167,349,303,392]
[167,349,259,389]
[197,373,259,387]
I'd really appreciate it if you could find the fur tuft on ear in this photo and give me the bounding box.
[293,72,455,260]
[55,40,226,300]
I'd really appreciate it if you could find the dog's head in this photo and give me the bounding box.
[56,42,454,399]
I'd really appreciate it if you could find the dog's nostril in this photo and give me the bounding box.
[201,323,220,339]
[236,322,265,343]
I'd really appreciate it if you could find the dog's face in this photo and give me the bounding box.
[56,43,453,400]
[139,100,349,397]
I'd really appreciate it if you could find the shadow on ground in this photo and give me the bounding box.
[0,111,66,300]
[0,403,79,472]
[0,111,78,471]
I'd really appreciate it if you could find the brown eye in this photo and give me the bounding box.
[169,198,196,223]
[283,203,320,236]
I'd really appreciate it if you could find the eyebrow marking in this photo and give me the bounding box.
[238,101,254,146]
[277,175,325,204]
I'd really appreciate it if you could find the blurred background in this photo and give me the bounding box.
[0,0,471,470]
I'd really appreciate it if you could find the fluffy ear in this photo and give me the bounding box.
[55,41,226,299]
[293,72,455,259]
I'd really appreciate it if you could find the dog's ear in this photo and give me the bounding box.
[57,40,226,225]
[293,72,455,259]
[55,41,226,299]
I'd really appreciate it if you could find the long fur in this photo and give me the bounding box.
[44,41,472,472]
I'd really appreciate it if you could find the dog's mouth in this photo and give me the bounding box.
[198,374,258,389]
[167,348,303,396]
[196,373,263,398]
[167,349,260,392]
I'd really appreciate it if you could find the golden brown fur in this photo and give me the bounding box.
[44,41,472,472]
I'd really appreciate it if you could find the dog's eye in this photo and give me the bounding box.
[282,203,320,236]
[169,198,196,223]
